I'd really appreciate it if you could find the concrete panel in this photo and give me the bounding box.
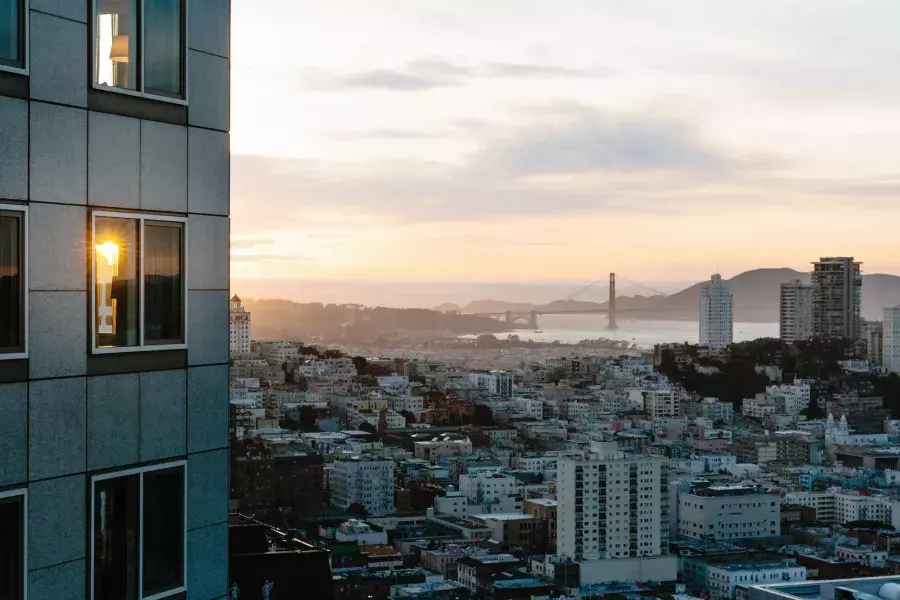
[30,103,87,205]
[28,474,86,571]
[89,112,140,209]
[28,203,87,291]
[188,0,230,57]
[187,523,227,600]
[140,369,186,461]
[188,214,229,290]
[29,377,86,480]
[28,560,86,600]
[141,120,188,212]
[0,382,26,486]
[29,12,87,107]
[188,51,229,131]
[28,291,87,378]
[87,373,140,470]
[188,127,229,215]
[30,0,87,22]
[187,449,228,530]
[187,290,228,366]
[188,365,228,453]
[0,97,27,200]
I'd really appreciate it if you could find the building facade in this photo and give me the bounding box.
[780,279,813,343]
[557,444,669,562]
[230,293,251,355]
[678,484,780,541]
[884,307,900,374]
[0,2,230,599]
[331,455,396,516]
[700,274,733,349]
[811,257,862,340]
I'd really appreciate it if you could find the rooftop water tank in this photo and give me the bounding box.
[879,583,900,600]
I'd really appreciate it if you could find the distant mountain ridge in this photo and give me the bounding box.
[462,268,900,322]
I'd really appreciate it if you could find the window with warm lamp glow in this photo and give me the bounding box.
[0,0,25,71]
[93,0,185,99]
[92,212,186,352]
[0,206,25,358]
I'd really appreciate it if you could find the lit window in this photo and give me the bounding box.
[91,463,185,600]
[0,206,26,358]
[92,212,186,352]
[93,0,185,100]
[0,0,25,72]
[0,490,25,600]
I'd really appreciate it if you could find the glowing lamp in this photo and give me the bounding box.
[109,35,130,63]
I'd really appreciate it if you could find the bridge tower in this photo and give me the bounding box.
[608,272,618,330]
[529,310,539,329]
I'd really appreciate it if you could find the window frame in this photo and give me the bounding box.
[0,204,27,360]
[90,0,189,104]
[0,0,28,75]
[0,488,27,600]
[90,210,188,355]
[90,460,188,600]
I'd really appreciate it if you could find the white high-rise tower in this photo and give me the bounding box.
[230,294,252,355]
[700,274,733,349]
[883,306,900,374]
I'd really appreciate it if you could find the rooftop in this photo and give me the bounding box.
[752,576,900,600]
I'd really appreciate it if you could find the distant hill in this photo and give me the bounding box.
[462,268,900,322]
[244,299,509,341]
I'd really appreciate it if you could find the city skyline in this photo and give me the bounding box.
[232,1,900,288]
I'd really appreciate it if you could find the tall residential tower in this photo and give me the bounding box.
[699,274,733,349]
[780,279,813,343]
[230,294,252,355]
[884,307,900,374]
[0,2,231,599]
[811,257,862,340]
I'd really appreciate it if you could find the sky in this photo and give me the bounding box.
[230,0,900,296]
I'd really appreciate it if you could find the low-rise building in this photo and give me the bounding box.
[679,483,780,541]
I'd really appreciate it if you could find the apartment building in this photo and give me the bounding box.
[331,455,395,516]
[0,2,230,599]
[644,389,680,419]
[678,484,780,541]
[780,280,813,343]
[811,257,862,340]
[708,560,805,600]
[884,307,900,374]
[783,490,836,522]
[700,274,733,349]
[556,443,670,562]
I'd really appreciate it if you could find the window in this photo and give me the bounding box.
[0,0,25,72]
[91,463,186,600]
[91,212,186,353]
[0,490,26,600]
[0,206,26,359]
[93,0,185,101]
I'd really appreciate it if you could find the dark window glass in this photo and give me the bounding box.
[95,0,139,90]
[94,475,140,600]
[0,212,22,354]
[0,0,23,69]
[144,0,183,98]
[0,495,24,600]
[142,468,184,596]
[95,217,140,348]
[144,221,184,345]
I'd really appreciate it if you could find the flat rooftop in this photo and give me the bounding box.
[752,576,900,600]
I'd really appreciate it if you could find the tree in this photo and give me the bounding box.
[297,405,318,431]
[346,502,368,518]
[400,410,416,424]
[472,405,494,426]
[358,422,377,434]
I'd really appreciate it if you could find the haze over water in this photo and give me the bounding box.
[495,316,779,348]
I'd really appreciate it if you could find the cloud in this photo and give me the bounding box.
[318,59,606,91]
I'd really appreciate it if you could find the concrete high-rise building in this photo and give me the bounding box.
[0,2,230,599]
[700,274,733,349]
[811,257,862,340]
[230,294,252,355]
[867,321,884,367]
[780,279,813,343]
[883,307,900,374]
[331,455,396,516]
[557,443,676,582]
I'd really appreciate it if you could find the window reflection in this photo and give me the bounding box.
[94,476,140,600]
[144,0,184,97]
[95,0,138,90]
[95,217,140,348]
[0,213,22,353]
[0,0,22,69]
[144,221,183,345]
